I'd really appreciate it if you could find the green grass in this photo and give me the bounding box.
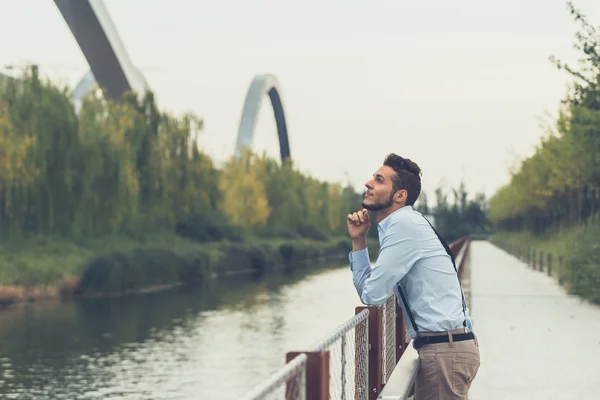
[0,232,201,286]
[491,228,582,265]
[0,232,362,289]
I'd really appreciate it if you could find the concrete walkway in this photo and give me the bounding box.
[468,241,600,400]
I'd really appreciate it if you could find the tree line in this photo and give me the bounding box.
[0,68,364,242]
[0,67,491,247]
[489,2,600,233]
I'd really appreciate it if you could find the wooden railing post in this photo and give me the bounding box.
[356,305,383,400]
[286,351,329,400]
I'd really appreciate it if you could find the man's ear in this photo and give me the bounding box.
[395,189,407,204]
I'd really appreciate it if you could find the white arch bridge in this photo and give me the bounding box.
[53,0,291,162]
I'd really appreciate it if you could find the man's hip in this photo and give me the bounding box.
[414,330,480,399]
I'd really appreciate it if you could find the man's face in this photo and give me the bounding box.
[362,165,397,211]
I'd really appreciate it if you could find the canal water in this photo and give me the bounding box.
[0,263,361,399]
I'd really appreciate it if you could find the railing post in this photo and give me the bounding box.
[558,256,564,285]
[341,334,347,400]
[539,251,544,272]
[532,249,536,269]
[396,303,407,361]
[356,305,383,400]
[520,245,524,261]
[286,351,330,400]
[547,253,552,277]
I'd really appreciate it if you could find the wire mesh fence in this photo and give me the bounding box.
[310,309,370,400]
[241,353,307,400]
[381,294,397,385]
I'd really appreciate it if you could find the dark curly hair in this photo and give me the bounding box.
[383,153,422,206]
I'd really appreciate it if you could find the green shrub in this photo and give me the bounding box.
[76,238,352,296]
[569,262,600,303]
[175,212,244,243]
[567,230,600,304]
[296,224,328,241]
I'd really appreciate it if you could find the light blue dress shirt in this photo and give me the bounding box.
[349,205,473,339]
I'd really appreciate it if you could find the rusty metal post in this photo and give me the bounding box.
[547,253,552,277]
[356,305,383,400]
[286,351,330,400]
[396,303,406,361]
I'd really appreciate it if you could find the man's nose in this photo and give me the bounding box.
[365,180,373,189]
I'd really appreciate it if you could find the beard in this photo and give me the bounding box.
[362,192,394,211]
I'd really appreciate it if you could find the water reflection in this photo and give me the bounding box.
[0,263,360,399]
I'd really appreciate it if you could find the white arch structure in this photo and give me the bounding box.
[54,0,149,102]
[235,74,291,161]
[55,1,292,161]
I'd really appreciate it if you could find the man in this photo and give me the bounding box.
[347,153,480,400]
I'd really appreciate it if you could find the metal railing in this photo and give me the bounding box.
[241,353,308,400]
[491,239,570,285]
[242,235,472,400]
[308,309,370,400]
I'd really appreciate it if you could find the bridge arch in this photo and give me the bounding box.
[54,0,149,102]
[235,74,291,161]
[71,67,149,111]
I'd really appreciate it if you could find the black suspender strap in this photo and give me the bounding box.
[395,215,468,334]
[397,279,420,333]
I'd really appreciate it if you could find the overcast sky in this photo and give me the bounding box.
[2,0,599,202]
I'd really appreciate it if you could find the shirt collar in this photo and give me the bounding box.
[377,205,413,236]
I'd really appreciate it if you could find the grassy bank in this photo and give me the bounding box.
[491,217,600,304]
[0,232,379,305]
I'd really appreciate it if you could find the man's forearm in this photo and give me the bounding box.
[352,236,367,252]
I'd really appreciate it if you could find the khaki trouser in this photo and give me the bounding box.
[414,329,480,400]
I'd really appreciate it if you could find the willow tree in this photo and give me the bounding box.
[0,67,80,235]
[0,101,38,238]
[158,112,219,222]
[218,151,271,229]
[73,95,140,233]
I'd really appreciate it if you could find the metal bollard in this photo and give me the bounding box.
[558,256,563,285]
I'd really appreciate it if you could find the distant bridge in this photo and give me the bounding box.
[53,0,291,162]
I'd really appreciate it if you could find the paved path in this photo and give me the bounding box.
[468,241,600,400]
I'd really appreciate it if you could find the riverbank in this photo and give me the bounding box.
[491,220,600,304]
[0,232,379,309]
